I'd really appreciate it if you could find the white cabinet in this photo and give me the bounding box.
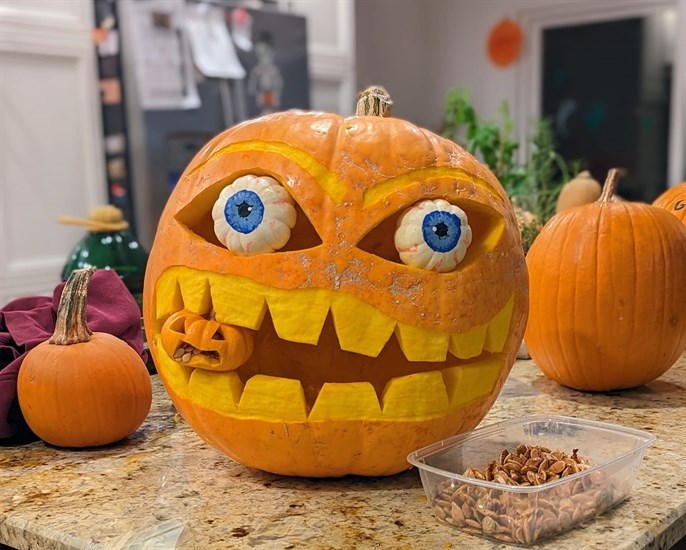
[0,1,106,304]
[279,0,356,114]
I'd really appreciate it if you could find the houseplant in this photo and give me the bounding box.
[442,89,580,252]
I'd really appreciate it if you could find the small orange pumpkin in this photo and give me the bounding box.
[653,181,686,224]
[143,88,528,476]
[18,268,152,447]
[526,170,686,391]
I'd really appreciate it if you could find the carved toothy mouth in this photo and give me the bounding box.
[151,267,515,421]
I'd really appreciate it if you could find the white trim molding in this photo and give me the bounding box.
[279,0,356,115]
[515,0,685,186]
[0,1,106,304]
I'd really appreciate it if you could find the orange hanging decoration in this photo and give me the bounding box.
[488,18,523,68]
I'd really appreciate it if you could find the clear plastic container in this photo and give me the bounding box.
[407,414,655,546]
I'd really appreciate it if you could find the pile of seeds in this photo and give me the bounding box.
[173,343,219,363]
[431,444,619,544]
[464,444,591,486]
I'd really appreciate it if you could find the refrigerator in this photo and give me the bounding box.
[92,0,310,247]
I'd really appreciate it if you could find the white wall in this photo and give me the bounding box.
[355,0,517,130]
[281,0,357,115]
[423,0,521,129]
[0,0,106,304]
[355,0,429,124]
[354,0,686,184]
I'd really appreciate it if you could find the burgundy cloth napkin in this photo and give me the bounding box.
[0,269,146,443]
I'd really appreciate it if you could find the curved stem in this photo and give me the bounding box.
[599,168,620,203]
[50,268,94,345]
[355,86,393,117]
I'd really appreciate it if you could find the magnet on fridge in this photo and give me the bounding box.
[230,7,253,52]
[100,79,122,105]
[110,182,127,199]
[107,157,127,180]
[105,134,126,156]
[97,29,119,57]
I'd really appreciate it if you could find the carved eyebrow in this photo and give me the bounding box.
[361,166,503,209]
[188,140,347,204]
[187,141,502,209]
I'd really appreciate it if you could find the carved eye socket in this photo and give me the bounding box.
[211,175,296,255]
[394,199,473,272]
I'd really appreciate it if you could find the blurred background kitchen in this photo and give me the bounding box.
[1,0,685,305]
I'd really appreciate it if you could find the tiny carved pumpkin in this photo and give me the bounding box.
[18,268,152,447]
[653,181,686,224]
[526,170,686,391]
[143,88,528,476]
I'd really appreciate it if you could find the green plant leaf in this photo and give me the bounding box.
[441,87,584,230]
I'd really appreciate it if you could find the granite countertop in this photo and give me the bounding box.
[1,354,685,550]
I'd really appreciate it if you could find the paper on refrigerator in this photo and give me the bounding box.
[122,0,200,110]
[185,4,246,80]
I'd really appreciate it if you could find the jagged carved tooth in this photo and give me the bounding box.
[442,355,504,407]
[188,370,243,413]
[484,293,515,353]
[238,375,307,421]
[330,295,396,357]
[155,273,184,320]
[266,289,330,345]
[177,271,212,314]
[309,382,382,420]
[381,371,450,418]
[394,322,449,362]
[449,323,487,359]
[209,274,267,330]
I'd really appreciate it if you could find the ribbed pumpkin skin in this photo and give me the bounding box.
[525,201,686,391]
[18,332,152,447]
[653,182,686,223]
[143,109,529,476]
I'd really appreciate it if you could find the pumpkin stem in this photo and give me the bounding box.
[599,169,620,203]
[356,86,393,117]
[50,268,95,345]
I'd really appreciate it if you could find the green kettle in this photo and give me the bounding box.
[60,205,148,311]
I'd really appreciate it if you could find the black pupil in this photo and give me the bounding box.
[434,222,449,238]
[236,201,252,218]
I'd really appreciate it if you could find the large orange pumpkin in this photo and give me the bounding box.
[143,88,528,476]
[526,170,686,391]
[653,181,686,224]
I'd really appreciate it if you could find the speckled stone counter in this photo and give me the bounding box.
[2,355,685,550]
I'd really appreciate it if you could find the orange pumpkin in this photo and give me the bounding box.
[143,88,528,476]
[653,181,686,224]
[526,170,686,391]
[18,268,152,447]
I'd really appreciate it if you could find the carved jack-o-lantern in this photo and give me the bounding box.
[143,89,528,477]
[653,181,686,224]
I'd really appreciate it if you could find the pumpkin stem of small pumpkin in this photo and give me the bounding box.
[599,169,620,203]
[356,86,393,117]
[50,268,94,345]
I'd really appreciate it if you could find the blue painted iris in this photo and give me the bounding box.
[224,189,265,234]
[421,210,462,253]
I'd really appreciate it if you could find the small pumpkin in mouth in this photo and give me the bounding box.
[143,87,528,476]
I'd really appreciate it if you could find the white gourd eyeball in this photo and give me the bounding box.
[394,199,472,272]
[211,175,296,255]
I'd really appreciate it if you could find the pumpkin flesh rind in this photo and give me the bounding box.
[143,111,528,476]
